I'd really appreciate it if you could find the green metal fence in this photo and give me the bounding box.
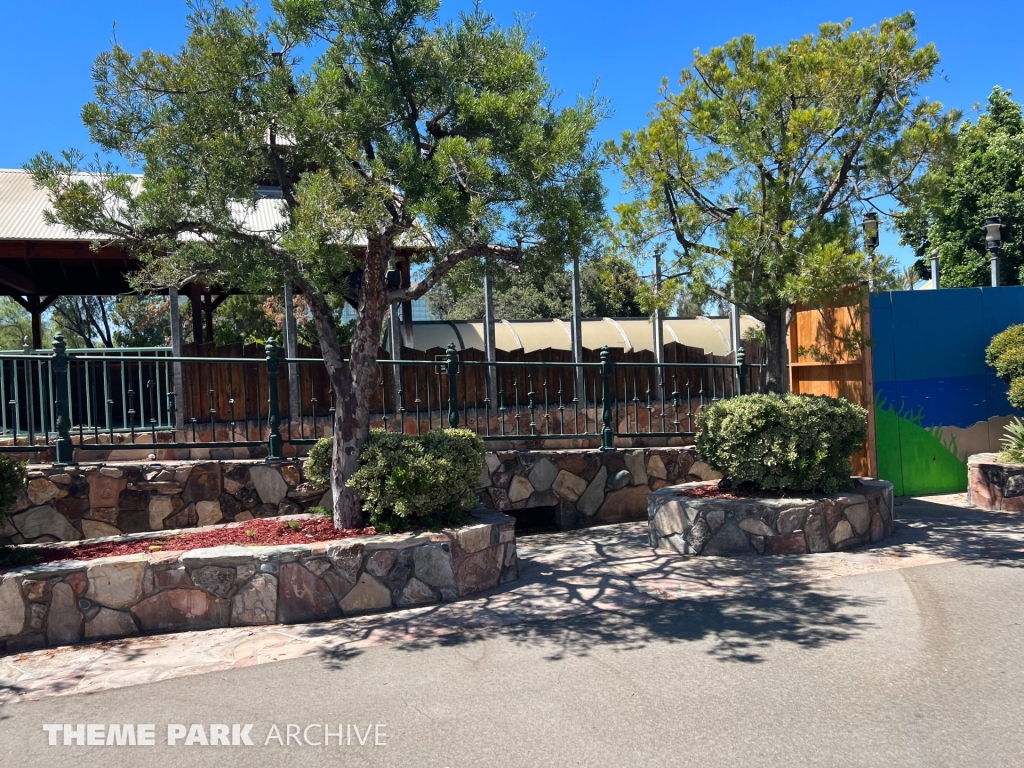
[0,335,760,464]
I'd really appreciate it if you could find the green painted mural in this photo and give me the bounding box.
[874,392,967,497]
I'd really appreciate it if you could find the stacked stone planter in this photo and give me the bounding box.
[967,453,1024,511]
[1,460,329,545]
[0,511,516,653]
[648,478,895,555]
[478,447,718,530]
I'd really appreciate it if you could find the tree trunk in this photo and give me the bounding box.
[762,307,790,394]
[314,236,390,529]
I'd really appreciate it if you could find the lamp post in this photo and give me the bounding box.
[862,212,880,291]
[984,216,1003,287]
[930,249,940,290]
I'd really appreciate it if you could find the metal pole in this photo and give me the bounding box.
[600,345,614,451]
[445,342,460,429]
[729,302,742,355]
[265,338,283,460]
[52,334,75,466]
[389,301,402,415]
[991,250,1000,287]
[931,250,940,290]
[571,251,584,402]
[652,250,665,401]
[483,266,497,412]
[283,278,301,428]
[168,287,185,432]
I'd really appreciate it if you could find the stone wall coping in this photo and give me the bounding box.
[487,446,695,459]
[649,478,892,508]
[968,452,1024,468]
[2,511,515,579]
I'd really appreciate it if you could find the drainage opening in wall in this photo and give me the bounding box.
[512,505,559,535]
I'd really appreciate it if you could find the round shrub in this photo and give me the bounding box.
[1009,378,1024,412]
[695,393,868,493]
[0,455,26,524]
[994,346,1024,385]
[348,429,484,533]
[304,436,333,489]
[986,324,1024,370]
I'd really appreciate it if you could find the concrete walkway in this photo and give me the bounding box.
[2,492,1016,704]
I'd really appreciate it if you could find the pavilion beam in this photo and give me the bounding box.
[0,264,36,295]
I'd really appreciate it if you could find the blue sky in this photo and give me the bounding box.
[3,0,1023,267]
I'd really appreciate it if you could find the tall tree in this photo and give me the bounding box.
[894,87,1023,287]
[29,0,602,527]
[606,13,955,391]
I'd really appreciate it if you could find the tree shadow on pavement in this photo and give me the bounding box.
[880,497,1024,567]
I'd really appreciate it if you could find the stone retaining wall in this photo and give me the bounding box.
[967,453,1024,511]
[0,511,516,653]
[4,447,712,544]
[1,460,328,546]
[648,478,895,555]
[477,447,717,530]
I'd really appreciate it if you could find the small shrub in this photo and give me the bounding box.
[307,506,331,517]
[304,437,333,489]
[0,456,26,525]
[986,324,1024,369]
[994,346,1024,385]
[348,429,484,533]
[696,393,868,493]
[999,417,1024,464]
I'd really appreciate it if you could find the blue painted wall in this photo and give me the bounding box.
[871,287,1024,495]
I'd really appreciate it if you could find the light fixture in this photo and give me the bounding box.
[984,216,1003,251]
[862,212,880,250]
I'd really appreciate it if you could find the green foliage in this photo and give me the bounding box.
[304,436,334,490]
[606,13,954,390]
[987,325,1024,410]
[696,394,868,493]
[994,346,1024,385]
[307,506,331,518]
[986,324,1024,369]
[895,87,1024,287]
[1010,379,1024,412]
[998,417,1024,464]
[0,456,27,524]
[348,429,484,533]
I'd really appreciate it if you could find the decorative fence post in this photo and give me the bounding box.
[736,347,746,396]
[600,345,615,451]
[51,334,76,466]
[23,337,37,464]
[266,338,283,460]
[446,342,460,429]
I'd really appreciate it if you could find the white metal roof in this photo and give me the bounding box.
[0,169,431,248]
[391,316,761,356]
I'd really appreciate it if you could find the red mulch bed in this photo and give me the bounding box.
[676,484,796,500]
[5,518,376,570]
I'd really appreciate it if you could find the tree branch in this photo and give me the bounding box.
[388,243,523,303]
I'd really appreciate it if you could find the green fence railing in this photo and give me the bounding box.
[0,336,761,464]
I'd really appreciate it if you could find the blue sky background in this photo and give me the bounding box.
[3,0,1023,269]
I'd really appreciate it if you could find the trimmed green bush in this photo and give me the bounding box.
[304,436,333,489]
[0,455,26,524]
[695,393,868,493]
[986,324,1024,369]
[349,429,484,533]
[989,325,1024,411]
